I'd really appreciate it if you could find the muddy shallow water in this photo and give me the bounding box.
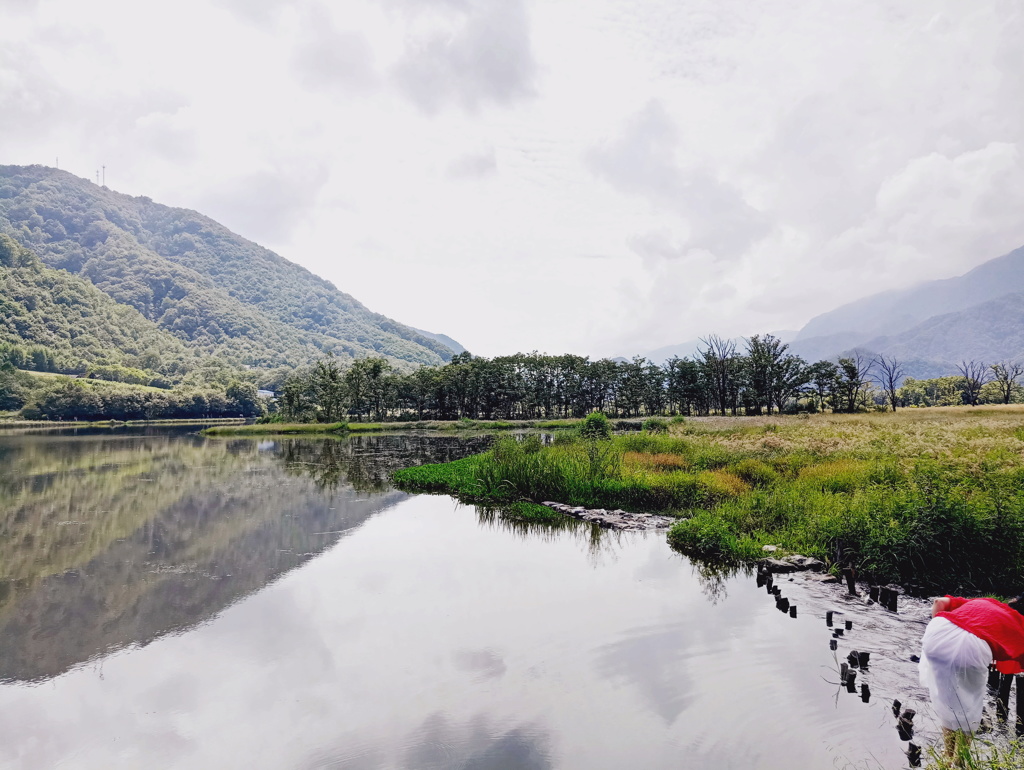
[0,429,1011,768]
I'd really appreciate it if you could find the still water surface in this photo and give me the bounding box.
[0,428,930,768]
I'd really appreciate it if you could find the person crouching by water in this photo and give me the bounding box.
[920,594,1024,762]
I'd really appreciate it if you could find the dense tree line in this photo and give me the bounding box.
[272,336,916,422]
[18,379,263,421]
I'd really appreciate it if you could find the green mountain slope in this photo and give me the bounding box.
[0,234,199,375]
[0,165,455,369]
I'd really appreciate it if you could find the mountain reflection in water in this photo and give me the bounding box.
[0,430,490,683]
[0,429,929,770]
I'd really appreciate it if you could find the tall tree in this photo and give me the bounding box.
[698,336,740,415]
[957,360,989,407]
[989,361,1023,404]
[873,356,905,412]
[836,353,873,413]
[311,355,347,422]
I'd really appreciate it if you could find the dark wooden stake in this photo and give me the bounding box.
[907,743,921,767]
[789,605,797,618]
[861,683,870,703]
[843,567,856,595]
[830,639,837,650]
[845,619,853,630]
[869,585,879,602]
[1016,675,1024,735]
[825,610,834,626]
[857,651,870,668]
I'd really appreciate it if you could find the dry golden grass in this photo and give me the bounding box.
[670,406,1024,471]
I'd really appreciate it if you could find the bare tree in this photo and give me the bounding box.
[698,335,740,415]
[957,360,989,406]
[989,361,1024,404]
[873,355,905,412]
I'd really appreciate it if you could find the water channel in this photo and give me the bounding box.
[0,427,984,768]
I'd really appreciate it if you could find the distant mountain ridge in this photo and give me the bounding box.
[635,245,1024,378]
[795,246,1024,343]
[0,165,459,371]
[789,245,1024,374]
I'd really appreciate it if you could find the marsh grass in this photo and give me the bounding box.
[394,407,1024,591]
[925,738,1024,769]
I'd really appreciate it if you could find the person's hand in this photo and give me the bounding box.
[932,597,951,617]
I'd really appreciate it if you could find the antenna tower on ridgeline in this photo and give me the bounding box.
[96,169,99,184]
[102,165,106,186]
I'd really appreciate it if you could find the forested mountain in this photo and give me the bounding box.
[0,165,456,371]
[0,233,199,376]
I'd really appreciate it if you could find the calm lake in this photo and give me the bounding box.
[0,428,945,768]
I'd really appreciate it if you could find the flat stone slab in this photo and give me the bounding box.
[541,502,675,530]
[784,555,825,571]
[760,558,799,573]
[759,555,826,573]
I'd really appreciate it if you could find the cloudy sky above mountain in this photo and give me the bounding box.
[3,0,1023,357]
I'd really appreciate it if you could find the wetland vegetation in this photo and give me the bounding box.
[394,407,1024,595]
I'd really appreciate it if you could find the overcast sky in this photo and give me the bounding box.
[3,0,1023,358]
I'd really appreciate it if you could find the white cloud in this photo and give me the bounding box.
[1,0,1022,358]
[446,148,497,179]
[290,7,379,93]
[391,0,537,114]
[587,101,770,261]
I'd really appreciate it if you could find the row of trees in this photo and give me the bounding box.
[272,336,1024,423]
[18,379,263,421]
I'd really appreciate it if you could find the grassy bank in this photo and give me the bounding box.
[393,407,1024,593]
[200,416,650,437]
[202,421,350,436]
[1,417,246,430]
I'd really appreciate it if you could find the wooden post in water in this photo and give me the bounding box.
[825,610,834,626]
[907,743,921,767]
[843,567,856,595]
